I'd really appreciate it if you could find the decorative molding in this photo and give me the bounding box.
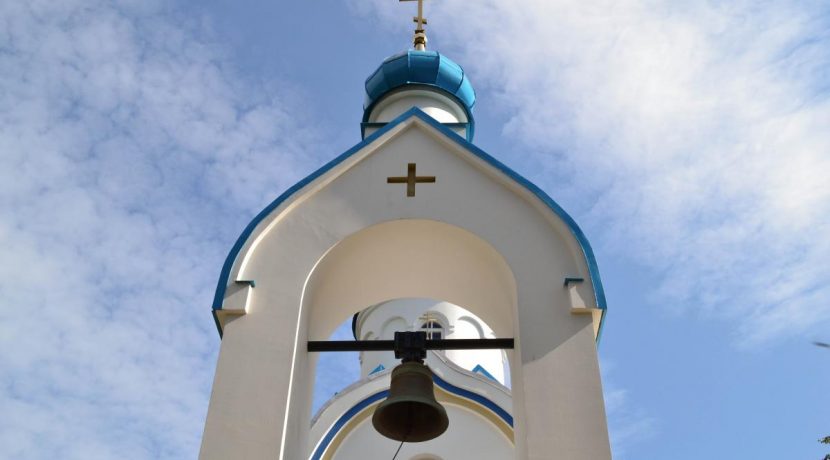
[563,276,584,286]
[570,307,603,339]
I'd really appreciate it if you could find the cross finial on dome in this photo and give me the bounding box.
[399,0,428,50]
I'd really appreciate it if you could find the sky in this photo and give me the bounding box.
[0,0,828,458]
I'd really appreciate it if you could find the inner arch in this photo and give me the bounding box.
[303,219,518,342]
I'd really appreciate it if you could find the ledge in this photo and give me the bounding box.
[570,307,603,339]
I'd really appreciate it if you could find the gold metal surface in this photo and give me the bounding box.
[400,0,429,50]
[387,163,436,197]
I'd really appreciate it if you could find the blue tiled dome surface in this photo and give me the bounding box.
[364,50,476,114]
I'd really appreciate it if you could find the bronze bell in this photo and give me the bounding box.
[372,361,449,442]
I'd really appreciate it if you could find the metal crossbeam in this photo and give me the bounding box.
[307,338,514,352]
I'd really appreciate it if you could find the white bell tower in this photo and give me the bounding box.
[200,2,611,458]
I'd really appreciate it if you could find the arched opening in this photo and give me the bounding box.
[311,297,513,430]
[299,219,519,458]
[420,319,444,340]
[311,317,361,416]
[303,219,517,341]
[382,317,410,338]
[344,297,511,389]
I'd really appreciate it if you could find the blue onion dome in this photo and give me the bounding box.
[363,50,476,122]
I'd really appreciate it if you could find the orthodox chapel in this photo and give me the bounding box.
[200,3,611,459]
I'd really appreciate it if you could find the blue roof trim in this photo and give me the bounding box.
[472,364,497,382]
[211,107,607,341]
[369,364,386,375]
[210,115,410,313]
[361,119,473,143]
[311,373,512,459]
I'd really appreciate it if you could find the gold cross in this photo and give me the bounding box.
[418,311,436,324]
[400,0,428,49]
[418,312,439,339]
[400,0,427,30]
[387,163,436,197]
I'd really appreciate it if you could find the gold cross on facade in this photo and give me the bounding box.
[399,0,428,50]
[387,163,436,197]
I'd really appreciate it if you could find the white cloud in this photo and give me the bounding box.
[0,1,323,458]
[361,0,830,345]
[599,361,657,457]
[5,0,828,456]
[604,385,657,458]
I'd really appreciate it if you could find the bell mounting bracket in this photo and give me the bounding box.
[393,331,427,363]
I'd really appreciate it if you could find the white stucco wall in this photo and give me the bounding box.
[200,116,609,460]
[332,404,511,460]
[364,88,470,139]
[368,89,467,124]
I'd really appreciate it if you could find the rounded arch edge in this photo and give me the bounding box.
[210,109,608,342]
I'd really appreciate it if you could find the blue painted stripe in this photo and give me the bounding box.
[211,107,606,340]
[310,389,389,460]
[433,375,513,427]
[311,373,512,459]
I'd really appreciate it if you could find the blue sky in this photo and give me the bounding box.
[1,0,828,458]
